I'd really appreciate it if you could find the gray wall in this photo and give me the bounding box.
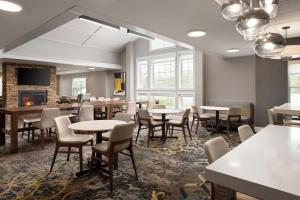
[58,70,110,97]
[255,57,288,126]
[204,54,256,104]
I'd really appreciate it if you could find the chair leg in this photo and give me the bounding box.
[67,147,71,161]
[32,129,35,144]
[108,155,114,192]
[196,120,200,135]
[147,128,151,147]
[129,144,138,180]
[50,144,59,173]
[226,120,230,138]
[191,116,195,130]
[41,129,45,149]
[171,125,174,137]
[27,123,31,142]
[90,150,96,173]
[187,122,192,140]
[22,123,26,138]
[182,127,187,145]
[114,153,118,170]
[79,146,83,172]
[135,123,141,143]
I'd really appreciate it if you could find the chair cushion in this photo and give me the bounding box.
[60,134,93,144]
[24,117,41,123]
[152,120,164,126]
[283,119,300,126]
[168,120,182,125]
[92,142,109,154]
[152,115,162,120]
[102,131,111,139]
[199,113,214,119]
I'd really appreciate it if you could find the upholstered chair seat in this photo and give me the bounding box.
[59,134,93,144]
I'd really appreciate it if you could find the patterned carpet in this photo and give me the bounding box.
[0,125,241,200]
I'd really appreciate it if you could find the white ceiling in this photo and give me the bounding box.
[39,18,138,53]
[0,0,300,58]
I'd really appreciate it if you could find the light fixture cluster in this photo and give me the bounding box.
[221,0,292,59]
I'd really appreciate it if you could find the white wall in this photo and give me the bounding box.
[204,54,256,104]
[58,70,110,97]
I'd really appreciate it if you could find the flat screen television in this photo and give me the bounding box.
[17,68,51,86]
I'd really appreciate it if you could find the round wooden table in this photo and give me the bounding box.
[148,109,182,142]
[69,120,126,175]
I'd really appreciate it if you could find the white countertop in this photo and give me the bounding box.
[200,106,229,111]
[68,120,126,132]
[274,103,300,116]
[148,109,182,114]
[205,125,300,200]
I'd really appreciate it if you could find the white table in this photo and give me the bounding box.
[205,125,300,200]
[148,109,182,142]
[200,106,229,133]
[273,103,300,116]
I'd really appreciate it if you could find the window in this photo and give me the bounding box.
[288,63,300,104]
[136,51,195,109]
[179,54,194,89]
[72,77,86,96]
[152,57,176,88]
[150,39,175,51]
[137,60,148,89]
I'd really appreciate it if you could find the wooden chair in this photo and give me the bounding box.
[238,125,254,143]
[79,105,94,121]
[102,113,132,141]
[50,116,94,173]
[166,108,192,145]
[204,137,257,200]
[22,113,41,142]
[126,101,137,124]
[136,109,164,147]
[90,122,138,192]
[191,105,214,135]
[32,108,60,148]
[219,107,241,138]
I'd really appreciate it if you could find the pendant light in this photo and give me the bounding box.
[259,0,279,18]
[236,0,270,40]
[221,0,248,21]
[254,32,286,58]
[270,26,300,60]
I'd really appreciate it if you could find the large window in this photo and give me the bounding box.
[150,39,175,51]
[289,62,300,104]
[136,51,194,109]
[72,77,86,96]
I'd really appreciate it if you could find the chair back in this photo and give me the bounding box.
[79,105,94,121]
[238,125,254,142]
[138,109,151,126]
[114,113,132,122]
[267,109,276,125]
[108,122,135,152]
[147,100,156,110]
[191,105,200,118]
[181,108,191,124]
[204,137,229,164]
[126,101,136,115]
[54,116,74,143]
[40,108,60,129]
[90,96,97,102]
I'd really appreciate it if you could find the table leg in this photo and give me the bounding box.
[211,111,220,135]
[162,114,166,143]
[0,113,5,146]
[10,114,18,153]
[139,104,142,109]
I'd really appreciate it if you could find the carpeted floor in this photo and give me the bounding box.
[0,125,241,200]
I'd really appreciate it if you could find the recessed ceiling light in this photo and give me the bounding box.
[0,1,22,12]
[89,67,95,70]
[226,48,240,53]
[187,30,206,38]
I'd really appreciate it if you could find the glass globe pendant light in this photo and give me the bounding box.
[254,32,286,58]
[236,0,270,40]
[260,0,279,18]
[221,0,248,21]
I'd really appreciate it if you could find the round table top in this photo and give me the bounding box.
[68,120,126,132]
[148,108,182,114]
[200,106,229,111]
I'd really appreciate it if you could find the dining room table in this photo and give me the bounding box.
[148,108,182,143]
[68,119,126,176]
[200,106,229,134]
[273,103,300,116]
[205,125,300,200]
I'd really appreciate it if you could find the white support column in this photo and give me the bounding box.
[125,42,136,101]
[193,49,205,106]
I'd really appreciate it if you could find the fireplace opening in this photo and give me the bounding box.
[18,90,48,107]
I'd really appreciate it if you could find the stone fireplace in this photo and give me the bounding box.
[2,63,57,108]
[18,90,48,107]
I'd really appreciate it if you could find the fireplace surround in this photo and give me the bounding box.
[18,90,48,107]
